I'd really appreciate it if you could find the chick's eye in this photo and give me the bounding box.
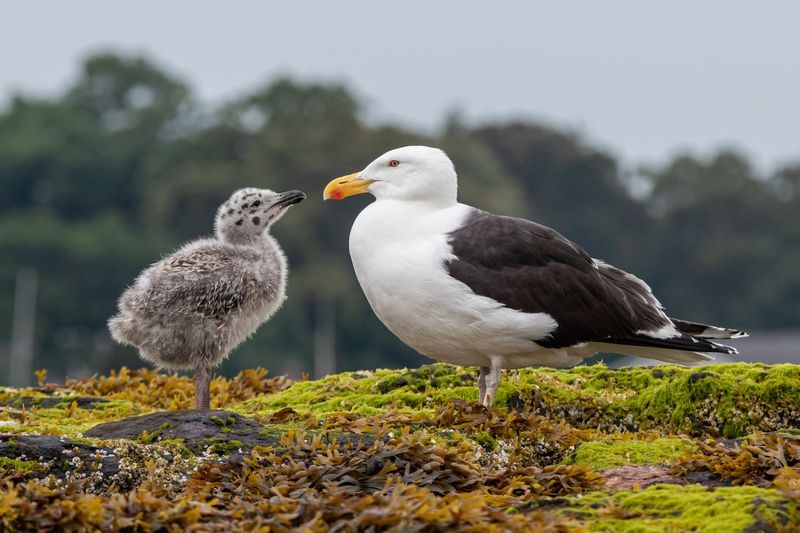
[252,200,261,207]
[388,159,400,167]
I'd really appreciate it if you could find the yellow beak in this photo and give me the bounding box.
[323,173,374,201]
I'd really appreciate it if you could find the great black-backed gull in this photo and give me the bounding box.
[324,146,746,407]
[109,188,305,409]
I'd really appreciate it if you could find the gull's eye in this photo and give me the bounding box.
[388,159,400,167]
[252,200,261,207]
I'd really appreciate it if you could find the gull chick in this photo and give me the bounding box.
[109,188,305,409]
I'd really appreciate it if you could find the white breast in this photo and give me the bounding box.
[349,200,562,368]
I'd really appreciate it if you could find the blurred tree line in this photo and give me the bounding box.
[1,53,798,382]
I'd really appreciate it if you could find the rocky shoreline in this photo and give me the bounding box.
[1,363,799,531]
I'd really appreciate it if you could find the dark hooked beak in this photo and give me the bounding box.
[276,190,306,207]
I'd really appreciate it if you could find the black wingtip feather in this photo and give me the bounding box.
[670,318,749,340]
[606,334,738,355]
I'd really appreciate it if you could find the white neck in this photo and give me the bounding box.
[350,200,470,253]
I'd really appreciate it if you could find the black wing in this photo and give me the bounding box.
[445,209,719,351]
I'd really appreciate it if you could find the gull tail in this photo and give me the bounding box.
[670,318,748,340]
[591,342,714,364]
[591,317,747,364]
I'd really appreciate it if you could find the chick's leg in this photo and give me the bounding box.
[194,363,212,410]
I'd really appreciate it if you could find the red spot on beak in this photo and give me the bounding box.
[331,189,344,200]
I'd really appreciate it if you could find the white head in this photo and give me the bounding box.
[324,146,458,206]
[215,188,305,244]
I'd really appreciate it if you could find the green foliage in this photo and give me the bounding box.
[0,51,797,383]
[468,122,652,267]
[641,151,800,327]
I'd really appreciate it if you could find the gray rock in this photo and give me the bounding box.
[84,409,280,453]
[0,434,119,479]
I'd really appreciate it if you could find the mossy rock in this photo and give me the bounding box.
[83,409,281,454]
[2,362,800,532]
[242,362,800,438]
[0,434,119,480]
[2,395,111,410]
[558,484,800,532]
[567,437,689,470]
[0,455,41,474]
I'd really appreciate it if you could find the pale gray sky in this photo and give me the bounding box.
[2,1,799,171]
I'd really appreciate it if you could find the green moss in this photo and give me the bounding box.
[158,437,185,446]
[52,395,81,408]
[0,456,40,473]
[566,438,688,470]
[471,431,498,450]
[257,422,305,440]
[0,388,43,405]
[205,438,244,455]
[526,363,800,439]
[156,438,194,457]
[91,399,138,415]
[2,398,139,438]
[3,364,800,531]
[138,422,172,444]
[208,415,227,426]
[209,414,242,435]
[561,484,798,532]
[66,436,108,446]
[238,362,800,438]
[11,411,106,438]
[236,364,480,417]
[601,363,800,438]
[7,362,800,449]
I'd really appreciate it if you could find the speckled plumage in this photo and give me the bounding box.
[109,187,305,408]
